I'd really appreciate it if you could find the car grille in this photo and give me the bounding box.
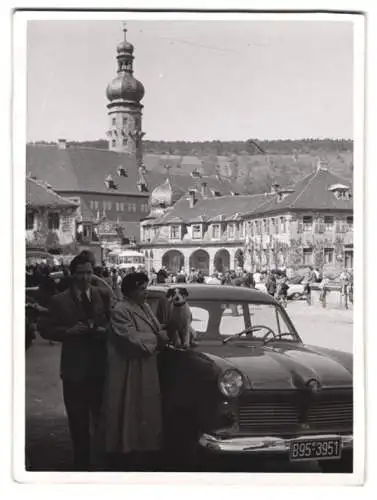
[307,399,353,430]
[238,392,353,435]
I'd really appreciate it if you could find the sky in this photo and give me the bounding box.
[26,19,354,142]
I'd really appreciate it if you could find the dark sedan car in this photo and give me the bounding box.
[147,284,353,473]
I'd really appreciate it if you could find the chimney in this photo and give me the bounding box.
[200,181,208,198]
[188,189,196,208]
[58,138,67,150]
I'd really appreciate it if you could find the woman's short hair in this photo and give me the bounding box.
[121,272,149,296]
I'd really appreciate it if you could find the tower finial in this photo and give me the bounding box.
[122,22,127,39]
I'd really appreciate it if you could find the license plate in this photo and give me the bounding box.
[289,438,342,462]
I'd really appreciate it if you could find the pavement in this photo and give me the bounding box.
[25,300,353,473]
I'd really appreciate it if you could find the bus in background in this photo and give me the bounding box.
[106,249,146,271]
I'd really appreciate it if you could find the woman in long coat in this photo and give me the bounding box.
[100,272,168,468]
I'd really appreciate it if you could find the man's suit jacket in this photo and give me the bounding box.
[40,286,111,381]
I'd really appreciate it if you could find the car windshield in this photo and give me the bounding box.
[150,297,299,342]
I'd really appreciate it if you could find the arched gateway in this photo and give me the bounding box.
[162,250,184,273]
[214,249,230,273]
[189,249,210,274]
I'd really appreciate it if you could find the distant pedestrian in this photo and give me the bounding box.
[156,268,168,284]
[266,272,277,297]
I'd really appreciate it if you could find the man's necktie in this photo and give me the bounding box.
[81,291,94,319]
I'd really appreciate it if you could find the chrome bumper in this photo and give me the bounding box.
[198,433,353,454]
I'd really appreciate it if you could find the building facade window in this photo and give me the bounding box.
[346,216,353,231]
[228,223,235,239]
[263,219,268,234]
[26,212,34,230]
[270,218,278,234]
[112,139,116,147]
[122,138,127,146]
[239,222,245,239]
[280,216,286,233]
[115,202,119,211]
[170,225,181,240]
[192,224,202,239]
[112,117,116,126]
[303,216,313,232]
[303,248,313,265]
[324,216,334,232]
[212,224,221,239]
[83,224,92,240]
[122,116,127,125]
[142,227,150,242]
[48,212,60,230]
[324,248,335,265]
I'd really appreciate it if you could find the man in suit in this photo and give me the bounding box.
[40,253,111,470]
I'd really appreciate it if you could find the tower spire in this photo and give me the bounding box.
[106,23,145,164]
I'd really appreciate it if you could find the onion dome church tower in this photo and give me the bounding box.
[106,24,145,168]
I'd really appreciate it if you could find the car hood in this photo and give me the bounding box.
[196,342,352,391]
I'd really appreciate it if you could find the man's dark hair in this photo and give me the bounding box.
[70,253,94,275]
[78,250,96,267]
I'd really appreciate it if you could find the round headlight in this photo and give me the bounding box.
[218,369,244,398]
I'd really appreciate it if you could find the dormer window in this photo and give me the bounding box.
[228,223,236,239]
[105,174,118,190]
[170,225,181,240]
[191,168,202,179]
[328,184,351,200]
[117,166,128,177]
[212,224,221,239]
[334,191,351,200]
[192,224,202,239]
[276,188,295,202]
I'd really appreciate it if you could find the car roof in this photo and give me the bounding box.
[148,284,276,304]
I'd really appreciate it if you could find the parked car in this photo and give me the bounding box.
[148,284,353,472]
[256,278,306,300]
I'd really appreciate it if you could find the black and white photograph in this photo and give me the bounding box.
[12,8,365,485]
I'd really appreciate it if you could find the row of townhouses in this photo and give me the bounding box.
[139,164,353,275]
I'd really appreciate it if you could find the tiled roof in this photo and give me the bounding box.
[153,192,273,225]
[26,177,78,208]
[243,168,353,215]
[26,144,235,197]
[147,167,353,227]
[26,144,147,196]
[146,171,235,196]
